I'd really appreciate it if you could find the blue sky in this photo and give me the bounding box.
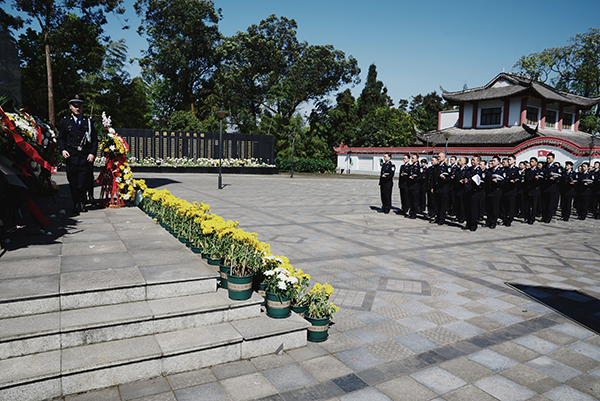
[6,0,600,107]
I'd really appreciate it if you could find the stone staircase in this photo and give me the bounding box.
[0,207,309,401]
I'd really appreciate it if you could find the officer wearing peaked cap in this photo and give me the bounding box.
[58,94,98,214]
[379,153,395,214]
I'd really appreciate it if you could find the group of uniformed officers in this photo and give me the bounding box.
[380,151,600,231]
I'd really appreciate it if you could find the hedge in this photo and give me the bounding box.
[275,158,336,173]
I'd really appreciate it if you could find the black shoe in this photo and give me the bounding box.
[80,203,88,213]
[377,209,384,213]
[383,211,390,214]
[505,222,511,227]
[437,221,444,226]
[72,204,80,215]
[409,215,417,219]
[469,227,477,231]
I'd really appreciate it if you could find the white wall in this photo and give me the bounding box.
[463,104,473,128]
[509,98,521,126]
[440,110,459,130]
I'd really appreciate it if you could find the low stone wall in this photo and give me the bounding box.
[91,166,279,175]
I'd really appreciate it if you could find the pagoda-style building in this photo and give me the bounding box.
[335,72,600,174]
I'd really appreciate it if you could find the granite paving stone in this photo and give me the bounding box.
[299,355,354,382]
[262,363,317,392]
[394,333,439,353]
[567,341,600,361]
[512,335,562,354]
[442,384,499,401]
[173,382,230,401]
[499,364,562,394]
[343,327,388,345]
[375,376,438,401]
[548,348,600,372]
[305,381,345,400]
[438,357,496,383]
[335,347,385,371]
[119,377,171,400]
[466,349,519,372]
[474,375,537,401]
[526,356,583,382]
[219,372,277,401]
[338,386,391,401]
[543,385,599,401]
[166,368,217,390]
[410,366,467,395]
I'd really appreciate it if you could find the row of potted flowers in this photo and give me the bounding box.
[138,187,338,342]
[95,156,276,168]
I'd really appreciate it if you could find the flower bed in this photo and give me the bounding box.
[94,157,279,175]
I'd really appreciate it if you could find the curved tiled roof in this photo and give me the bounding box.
[443,72,600,108]
[418,125,596,148]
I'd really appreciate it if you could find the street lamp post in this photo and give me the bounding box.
[289,132,298,178]
[348,140,353,174]
[216,110,227,189]
[444,133,451,155]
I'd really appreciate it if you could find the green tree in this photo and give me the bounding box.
[135,0,222,115]
[18,13,106,122]
[219,14,360,147]
[12,0,125,124]
[357,64,392,119]
[408,91,449,133]
[514,28,600,133]
[82,40,152,128]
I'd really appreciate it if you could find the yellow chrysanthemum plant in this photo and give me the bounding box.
[305,282,340,319]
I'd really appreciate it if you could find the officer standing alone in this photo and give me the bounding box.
[379,153,395,214]
[58,94,98,214]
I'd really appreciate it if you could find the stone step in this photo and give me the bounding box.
[0,260,219,320]
[0,314,310,401]
[0,289,262,359]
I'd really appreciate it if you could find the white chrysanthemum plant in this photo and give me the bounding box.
[263,267,300,300]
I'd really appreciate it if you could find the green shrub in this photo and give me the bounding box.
[275,158,335,173]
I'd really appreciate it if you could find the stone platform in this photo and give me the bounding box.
[2,172,600,401]
[0,204,308,400]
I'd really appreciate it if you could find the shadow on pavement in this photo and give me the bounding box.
[507,283,600,334]
[138,177,180,189]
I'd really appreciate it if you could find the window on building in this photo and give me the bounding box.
[563,113,573,130]
[480,107,501,126]
[546,110,557,128]
[526,107,539,125]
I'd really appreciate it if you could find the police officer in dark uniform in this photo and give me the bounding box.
[560,161,577,221]
[464,155,484,231]
[576,162,594,220]
[502,155,519,227]
[406,154,423,219]
[525,157,543,224]
[541,152,562,223]
[398,155,410,215]
[432,152,452,225]
[485,156,505,229]
[453,157,469,224]
[58,94,98,214]
[379,153,395,214]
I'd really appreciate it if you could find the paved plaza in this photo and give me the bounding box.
[5,172,600,401]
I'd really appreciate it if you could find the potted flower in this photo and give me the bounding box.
[263,267,300,319]
[290,267,311,316]
[225,233,268,301]
[304,283,339,342]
